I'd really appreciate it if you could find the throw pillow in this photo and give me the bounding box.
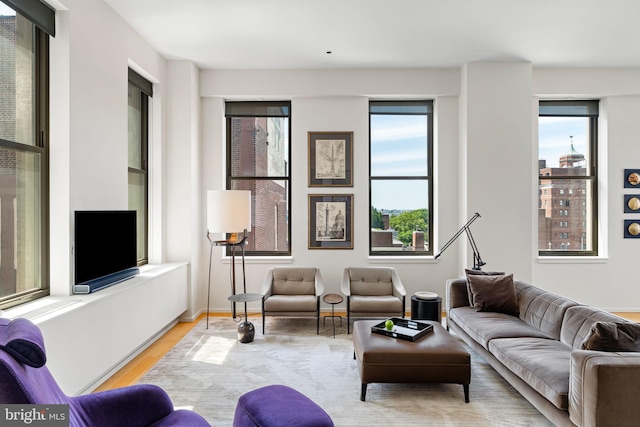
[581,321,640,352]
[467,273,519,317]
[464,269,506,306]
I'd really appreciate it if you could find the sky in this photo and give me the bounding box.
[370,115,429,211]
[538,116,589,167]
[371,114,589,212]
[0,4,14,15]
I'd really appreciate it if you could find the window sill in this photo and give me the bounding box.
[368,255,438,264]
[220,256,293,265]
[536,256,608,264]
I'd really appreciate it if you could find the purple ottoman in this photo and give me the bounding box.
[233,385,334,427]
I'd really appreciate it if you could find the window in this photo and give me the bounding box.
[128,69,151,265]
[0,0,53,309]
[225,101,291,255]
[369,101,433,255]
[538,100,598,255]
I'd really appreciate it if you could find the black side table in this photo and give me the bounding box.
[411,295,442,322]
[323,293,344,338]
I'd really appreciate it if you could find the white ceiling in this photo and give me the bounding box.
[103,0,640,70]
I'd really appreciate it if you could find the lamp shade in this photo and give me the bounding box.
[207,190,252,234]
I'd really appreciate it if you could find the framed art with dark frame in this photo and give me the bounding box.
[624,219,640,238]
[624,195,640,213]
[308,131,353,187]
[624,169,640,188]
[308,194,353,249]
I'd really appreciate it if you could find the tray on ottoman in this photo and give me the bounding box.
[371,317,433,342]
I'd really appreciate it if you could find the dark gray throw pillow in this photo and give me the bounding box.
[467,273,519,317]
[581,321,640,352]
[464,269,506,306]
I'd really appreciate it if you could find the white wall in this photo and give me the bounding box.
[39,2,640,358]
[199,68,464,315]
[532,69,640,309]
[198,65,640,315]
[50,0,169,294]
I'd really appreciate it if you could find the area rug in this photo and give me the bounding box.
[138,316,553,426]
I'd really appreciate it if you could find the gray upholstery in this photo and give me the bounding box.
[261,267,324,334]
[446,277,640,427]
[341,267,406,333]
[560,305,629,349]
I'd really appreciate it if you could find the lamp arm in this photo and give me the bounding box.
[434,213,481,259]
[465,227,486,270]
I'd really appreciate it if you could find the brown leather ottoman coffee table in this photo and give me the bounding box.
[353,320,471,402]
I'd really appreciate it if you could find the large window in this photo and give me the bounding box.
[225,101,291,255]
[128,69,151,265]
[369,101,433,255]
[538,100,598,256]
[0,0,53,309]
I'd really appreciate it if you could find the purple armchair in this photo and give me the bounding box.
[0,317,210,427]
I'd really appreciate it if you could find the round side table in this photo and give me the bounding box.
[323,293,344,338]
[410,295,442,322]
[228,293,262,343]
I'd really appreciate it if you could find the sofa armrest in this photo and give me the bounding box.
[260,268,274,298]
[570,350,640,427]
[445,278,469,314]
[340,268,351,297]
[73,384,174,427]
[314,268,325,296]
[390,268,407,298]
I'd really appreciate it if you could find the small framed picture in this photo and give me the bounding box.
[308,194,353,249]
[624,169,640,188]
[308,131,353,187]
[624,195,640,213]
[624,220,640,238]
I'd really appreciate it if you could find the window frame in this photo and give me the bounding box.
[127,69,151,266]
[538,100,598,257]
[225,101,292,256]
[0,2,50,309]
[368,100,434,256]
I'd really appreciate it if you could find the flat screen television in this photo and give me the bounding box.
[73,210,139,294]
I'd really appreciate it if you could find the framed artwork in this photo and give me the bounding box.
[308,194,353,249]
[308,131,353,187]
[624,195,640,213]
[624,169,640,188]
[624,220,640,238]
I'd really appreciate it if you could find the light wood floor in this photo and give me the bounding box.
[93,311,640,392]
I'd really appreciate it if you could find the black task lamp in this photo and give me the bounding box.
[435,212,486,270]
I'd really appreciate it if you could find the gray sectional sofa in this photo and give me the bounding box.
[446,277,640,427]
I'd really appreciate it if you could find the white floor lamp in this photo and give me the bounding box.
[206,190,251,329]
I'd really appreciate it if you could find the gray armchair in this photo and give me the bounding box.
[261,267,325,334]
[341,266,406,333]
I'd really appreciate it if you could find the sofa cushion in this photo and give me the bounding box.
[560,305,628,349]
[464,269,505,306]
[348,268,393,296]
[349,295,402,313]
[272,268,316,295]
[263,295,317,312]
[448,307,552,350]
[467,274,519,316]
[515,281,579,341]
[581,321,640,352]
[488,337,571,410]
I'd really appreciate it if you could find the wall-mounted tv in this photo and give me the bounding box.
[73,210,139,294]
